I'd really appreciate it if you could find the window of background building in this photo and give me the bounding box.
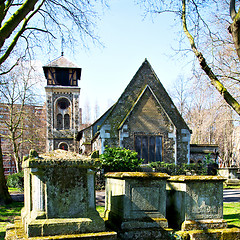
[134,135,162,164]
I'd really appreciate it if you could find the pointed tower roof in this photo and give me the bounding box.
[43,56,80,68]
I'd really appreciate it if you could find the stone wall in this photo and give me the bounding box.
[45,86,80,152]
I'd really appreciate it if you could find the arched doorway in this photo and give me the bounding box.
[59,142,68,151]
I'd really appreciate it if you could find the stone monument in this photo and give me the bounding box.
[9,150,117,239]
[166,175,227,231]
[104,172,170,240]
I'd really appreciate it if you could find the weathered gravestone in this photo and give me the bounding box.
[166,175,227,231]
[104,172,171,240]
[218,167,240,186]
[14,150,117,239]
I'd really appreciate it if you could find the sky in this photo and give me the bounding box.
[38,0,193,122]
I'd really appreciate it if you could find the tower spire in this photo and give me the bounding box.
[61,36,64,56]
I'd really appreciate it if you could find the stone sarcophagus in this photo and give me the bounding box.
[166,175,227,231]
[21,150,105,237]
[104,172,170,240]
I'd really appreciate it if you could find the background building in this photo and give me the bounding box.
[0,103,46,175]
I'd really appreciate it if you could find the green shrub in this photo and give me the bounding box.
[7,171,24,190]
[150,161,212,176]
[100,146,143,172]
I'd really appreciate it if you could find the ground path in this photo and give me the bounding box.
[223,189,240,202]
[10,189,240,205]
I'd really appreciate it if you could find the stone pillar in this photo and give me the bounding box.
[166,175,227,231]
[105,172,170,240]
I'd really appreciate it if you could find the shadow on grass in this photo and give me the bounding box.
[224,213,240,228]
[0,232,5,240]
[0,201,23,240]
[224,213,240,220]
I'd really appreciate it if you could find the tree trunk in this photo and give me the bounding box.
[13,140,21,173]
[0,138,12,205]
[229,0,240,61]
[181,0,240,116]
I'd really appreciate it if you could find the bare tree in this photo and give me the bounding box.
[140,0,240,116]
[83,98,91,124]
[94,99,100,121]
[0,0,105,74]
[0,61,45,172]
[168,75,191,117]
[0,0,106,205]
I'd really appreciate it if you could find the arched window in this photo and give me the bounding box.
[57,114,63,129]
[64,114,70,129]
[57,98,70,110]
[59,142,68,151]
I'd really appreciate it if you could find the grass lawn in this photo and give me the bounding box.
[223,185,240,189]
[0,201,24,240]
[223,202,240,228]
[0,202,239,239]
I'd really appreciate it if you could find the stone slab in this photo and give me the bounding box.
[176,228,240,240]
[167,175,226,230]
[118,228,174,240]
[27,215,105,237]
[182,219,228,231]
[5,217,117,240]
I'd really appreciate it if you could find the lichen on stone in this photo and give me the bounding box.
[105,171,170,179]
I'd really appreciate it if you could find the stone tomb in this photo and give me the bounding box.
[19,150,116,239]
[104,172,170,240]
[218,167,240,186]
[166,175,227,231]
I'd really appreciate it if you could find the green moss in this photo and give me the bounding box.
[169,175,226,182]
[105,171,169,179]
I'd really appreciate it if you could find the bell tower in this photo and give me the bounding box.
[43,56,82,152]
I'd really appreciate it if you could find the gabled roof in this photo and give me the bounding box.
[102,59,190,132]
[78,59,190,141]
[118,84,176,130]
[43,56,80,68]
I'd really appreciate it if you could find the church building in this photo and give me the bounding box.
[78,59,191,164]
[43,56,81,152]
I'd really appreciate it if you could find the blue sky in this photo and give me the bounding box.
[41,0,193,122]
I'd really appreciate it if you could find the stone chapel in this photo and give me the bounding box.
[77,59,191,165]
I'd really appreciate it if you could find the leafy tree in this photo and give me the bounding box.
[141,0,240,116]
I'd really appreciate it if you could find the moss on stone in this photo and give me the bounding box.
[176,228,240,240]
[105,171,170,179]
[169,175,226,182]
[22,150,101,169]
